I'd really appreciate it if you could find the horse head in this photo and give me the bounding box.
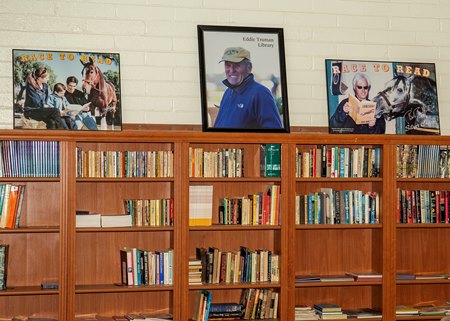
[373,74,439,131]
[81,57,103,95]
[80,57,117,117]
[372,76,410,120]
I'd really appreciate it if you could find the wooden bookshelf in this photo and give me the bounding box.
[0,130,448,321]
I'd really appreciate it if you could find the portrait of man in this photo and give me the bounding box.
[198,25,290,132]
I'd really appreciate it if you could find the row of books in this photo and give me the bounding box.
[193,246,279,285]
[397,144,450,178]
[295,145,381,178]
[76,148,174,178]
[296,189,380,225]
[124,199,174,227]
[0,140,59,177]
[218,185,281,225]
[193,288,279,320]
[0,244,9,290]
[119,247,173,286]
[0,184,26,229]
[240,288,279,319]
[397,189,450,224]
[260,144,281,178]
[189,147,244,178]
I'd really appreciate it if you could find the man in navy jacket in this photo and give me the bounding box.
[214,47,283,129]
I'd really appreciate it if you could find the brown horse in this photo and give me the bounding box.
[81,57,117,118]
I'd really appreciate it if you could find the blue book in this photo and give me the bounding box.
[201,290,213,321]
[209,303,243,313]
[307,194,314,224]
[343,191,350,224]
[339,148,345,177]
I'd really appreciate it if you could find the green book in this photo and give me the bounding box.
[264,144,281,178]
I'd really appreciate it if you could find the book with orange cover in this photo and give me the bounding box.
[5,185,20,228]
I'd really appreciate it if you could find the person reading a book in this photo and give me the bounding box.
[23,67,65,129]
[65,76,98,130]
[47,83,78,130]
[213,47,283,129]
[330,72,385,134]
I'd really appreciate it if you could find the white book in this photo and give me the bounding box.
[189,185,213,226]
[76,213,101,228]
[101,214,132,227]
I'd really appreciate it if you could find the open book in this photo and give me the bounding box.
[64,102,91,114]
[347,94,376,125]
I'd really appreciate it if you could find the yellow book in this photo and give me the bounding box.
[348,94,376,125]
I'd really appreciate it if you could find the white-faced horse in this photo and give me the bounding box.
[373,75,439,132]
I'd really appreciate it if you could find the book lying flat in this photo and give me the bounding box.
[343,308,382,318]
[101,214,132,227]
[396,305,419,315]
[345,271,382,281]
[418,306,447,316]
[319,274,354,282]
[415,273,449,279]
[314,303,342,312]
[396,273,416,280]
[75,214,101,228]
[295,275,321,282]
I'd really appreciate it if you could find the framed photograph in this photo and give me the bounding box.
[12,49,122,131]
[197,25,290,133]
[325,59,440,135]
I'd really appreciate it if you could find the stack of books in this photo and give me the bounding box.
[188,259,202,285]
[314,304,347,319]
[295,306,318,320]
[395,305,419,316]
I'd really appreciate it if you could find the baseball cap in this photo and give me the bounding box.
[220,47,251,63]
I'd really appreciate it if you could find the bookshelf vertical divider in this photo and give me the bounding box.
[178,141,191,321]
[60,140,77,321]
[381,143,397,320]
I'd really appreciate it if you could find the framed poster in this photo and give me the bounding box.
[325,59,440,135]
[198,25,290,133]
[13,49,121,131]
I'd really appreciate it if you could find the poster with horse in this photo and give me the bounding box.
[325,59,440,135]
[13,49,121,131]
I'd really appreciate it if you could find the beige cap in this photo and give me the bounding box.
[220,47,251,63]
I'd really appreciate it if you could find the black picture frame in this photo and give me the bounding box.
[325,59,440,135]
[12,49,122,131]
[197,25,290,133]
